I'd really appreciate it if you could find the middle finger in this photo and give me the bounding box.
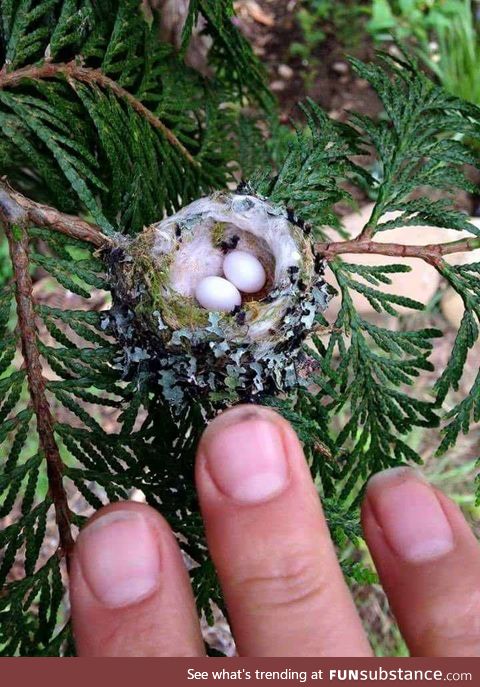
[196,405,372,657]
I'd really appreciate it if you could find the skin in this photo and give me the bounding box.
[70,406,480,657]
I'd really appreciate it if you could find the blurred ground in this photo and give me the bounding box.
[234,0,379,121]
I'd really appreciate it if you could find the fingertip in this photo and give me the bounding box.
[77,500,176,547]
[74,502,184,608]
[70,502,204,656]
[74,506,161,609]
[361,467,480,656]
[364,467,455,564]
[194,404,371,656]
[365,466,425,496]
[198,404,290,448]
[200,410,290,505]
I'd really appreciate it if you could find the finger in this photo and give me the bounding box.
[196,405,372,657]
[362,467,480,656]
[70,502,205,656]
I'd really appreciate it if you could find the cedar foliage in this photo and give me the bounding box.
[0,1,479,656]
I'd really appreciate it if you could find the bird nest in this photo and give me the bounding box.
[105,191,332,408]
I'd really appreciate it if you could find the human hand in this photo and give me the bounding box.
[70,406,480,656]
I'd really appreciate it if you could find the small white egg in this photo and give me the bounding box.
[223,250,266,294]
[195,276,242,312]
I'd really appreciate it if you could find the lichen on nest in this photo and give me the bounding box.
[103,190,333,409]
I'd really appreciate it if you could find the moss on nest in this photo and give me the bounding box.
[210,221,227,247]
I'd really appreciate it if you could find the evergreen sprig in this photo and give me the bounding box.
[347,52,480,239]
[0,3,479,656]
[0,224,132,655]
[181,0,273,111]
[315,259,441,496]
[434,261,480,459]
[0,0,268,234]
[250,99,366,235]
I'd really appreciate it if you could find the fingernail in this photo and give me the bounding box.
[202,411,289,504]
[77,510,161,608]
[367,467,455,563]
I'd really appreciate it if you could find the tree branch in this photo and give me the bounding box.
[2,174,479,265]
[317,236,480,265]
[2,178,479,264]
[2,220,74,565]
[0,60,199,169]
[0,181,109,248]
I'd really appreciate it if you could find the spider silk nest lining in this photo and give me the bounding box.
[105,191,332,408]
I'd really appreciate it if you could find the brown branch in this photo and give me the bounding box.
[0,181,109,248]
[2,176,479,264]
[0,60,199,168]
[317,236,480,265]
[2,220,74,565]
[356,224,376,242]
[2,176,479,265]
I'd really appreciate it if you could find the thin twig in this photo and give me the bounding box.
[0,60,199,168]
[0,181,109,248]
[317,236,480,265]
[2,219,74,565]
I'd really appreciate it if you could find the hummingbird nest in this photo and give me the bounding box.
[105,191,332,409]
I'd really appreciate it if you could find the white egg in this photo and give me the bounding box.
[223,250,266,294]
[195,276,242,312]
